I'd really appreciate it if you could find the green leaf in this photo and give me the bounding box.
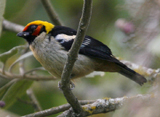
[0,0,6,36]
[1,80,33,109]
[0,79,16,99]
[0,45,26,63]
[9,51,33,72]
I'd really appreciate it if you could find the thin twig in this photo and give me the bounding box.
[60,0,92,116]
[0,70,56,81]
[19,48,28,79]
[19,59,25,75]
[19,46,29,75]
[41,0,63,26]
[27,89,42,111]
[2,63,5,75]
[22,100,95,117]
[8,50,32,73]
[23,67,46,76]
[17,98,34,105]
[0,79,19,90]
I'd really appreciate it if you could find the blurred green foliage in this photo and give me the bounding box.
[0,0,148,117]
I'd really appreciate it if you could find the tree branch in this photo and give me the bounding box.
[23,94,152,117]
[58,94,152,117]
[2,19,24,33]
[60,0,92,116]
[41,0,63,26]
[22,100,95,117]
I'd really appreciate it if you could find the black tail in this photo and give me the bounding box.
[117,62,147,85]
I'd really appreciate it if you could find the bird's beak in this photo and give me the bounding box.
[17,32,30,38]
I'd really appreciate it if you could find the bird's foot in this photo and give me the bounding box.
[58,81,75,90]
[70,81,75,90]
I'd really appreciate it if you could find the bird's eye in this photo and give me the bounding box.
[28,25,38,32]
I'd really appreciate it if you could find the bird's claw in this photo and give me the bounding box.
[70,81,75,90]
[58,81,75,90]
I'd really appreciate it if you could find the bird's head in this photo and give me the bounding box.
[17,20,54,44]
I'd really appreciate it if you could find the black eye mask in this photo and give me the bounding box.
[27,25,38,33]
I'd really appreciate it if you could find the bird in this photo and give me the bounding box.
[17,20,147,86]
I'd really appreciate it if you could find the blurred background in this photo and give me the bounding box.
[1,0,160,116]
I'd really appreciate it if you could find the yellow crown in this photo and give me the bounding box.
[25,20,54,34]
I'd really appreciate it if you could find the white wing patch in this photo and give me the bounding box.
[83,38,91,45]
[81,38,91,48]
[55,34,76,41]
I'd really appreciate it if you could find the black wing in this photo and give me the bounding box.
[51,26,116,61]
[79,35,114,61]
